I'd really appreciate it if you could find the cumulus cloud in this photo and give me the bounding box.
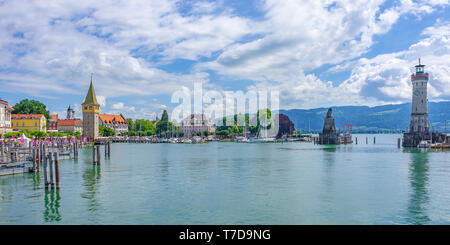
[199,0,446,82]
[0,0,448,115]
[257,20,450,109]
[0,0,239,99]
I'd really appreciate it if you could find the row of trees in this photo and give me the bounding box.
[216,109,274,137]
[4,130,81,139]
[125,110,183,138]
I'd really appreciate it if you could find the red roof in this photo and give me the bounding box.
[6,105,13,111]
[0,99,8,105]
[11,114,44,120]
[58,119,82,126]
[99,114,128,125]
[50,114,58,121]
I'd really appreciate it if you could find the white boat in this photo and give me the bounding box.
[181,138,192,144]
[417,140,431,148]
[192,136,203,144]
[235,136,250,143]
[169,138,178,144]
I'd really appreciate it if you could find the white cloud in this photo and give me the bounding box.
[97,95,107,107]
[0,0,448,114]
[199,0,447,82]
[0,0,246,100]
[258,21,450,109]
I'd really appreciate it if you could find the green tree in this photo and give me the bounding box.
[256,108,273,130]
[99,126,115,137]
[30,131,48,139]
[161,110,169,122]
[126,118,135,132]
[12,99,50,121]
[156,110,170,135]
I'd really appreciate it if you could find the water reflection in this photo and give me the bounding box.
[43,189,61,222]
[81,165,101,214]
[32,172,40,191]
[322,145,338,153]
[405,149,430,224]
[159,145,169,180]
[321,145,337,211]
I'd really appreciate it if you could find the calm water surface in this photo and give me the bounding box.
[0,134,449,224]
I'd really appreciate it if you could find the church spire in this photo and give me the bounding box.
[83,74,99,105]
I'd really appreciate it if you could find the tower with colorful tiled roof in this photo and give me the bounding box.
[82,75,100,140]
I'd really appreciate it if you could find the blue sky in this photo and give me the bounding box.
[0,0,449,120]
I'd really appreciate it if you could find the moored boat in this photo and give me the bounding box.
[417,140,431,148]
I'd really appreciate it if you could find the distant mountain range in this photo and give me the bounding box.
[279,102,450,133]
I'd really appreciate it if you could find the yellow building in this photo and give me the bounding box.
[11,114,47,132]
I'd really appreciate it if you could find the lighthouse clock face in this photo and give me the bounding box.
[414,90,420,96]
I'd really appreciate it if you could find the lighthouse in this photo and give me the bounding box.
[402,59,434,147]
[409,59,430,133]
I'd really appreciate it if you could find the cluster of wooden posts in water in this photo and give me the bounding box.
[1,139,112,190]
[0,139,87,179]
[312,135,403,148]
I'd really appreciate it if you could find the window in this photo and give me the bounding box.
[89,106,92,110]
[84,106,87,110]
[35,122,37,126]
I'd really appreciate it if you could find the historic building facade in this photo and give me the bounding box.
[0,99,13,136]
[99,114,128,135]
[82,80,100,139]
[48,114,58,132]
[58,119,83,133]
[66,105,75,119]
[11,114,47,132]
[59,105,83,133]
[180,114,216,138]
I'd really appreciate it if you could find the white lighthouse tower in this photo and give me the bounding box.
[402,59,434,147]
[409,59,429,133]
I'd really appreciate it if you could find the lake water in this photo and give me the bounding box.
[0,134,449,224]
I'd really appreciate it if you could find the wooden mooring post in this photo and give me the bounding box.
[54,152,60,189]
[49,151,54,189]
[104,141,111,157]
[32,148,37,172]
[366,137,368,144]
[43,152,49,188]
[92,145,101,165]
[75,141,79,159]
[355,137,358,144]
[397,138,401,148]
[92,145,96,164]
[373,136,376,144]
[97,145,101,164]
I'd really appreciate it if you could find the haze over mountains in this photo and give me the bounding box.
[280,102,450,133]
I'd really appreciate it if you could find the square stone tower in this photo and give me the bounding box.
[82,79,100,140]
